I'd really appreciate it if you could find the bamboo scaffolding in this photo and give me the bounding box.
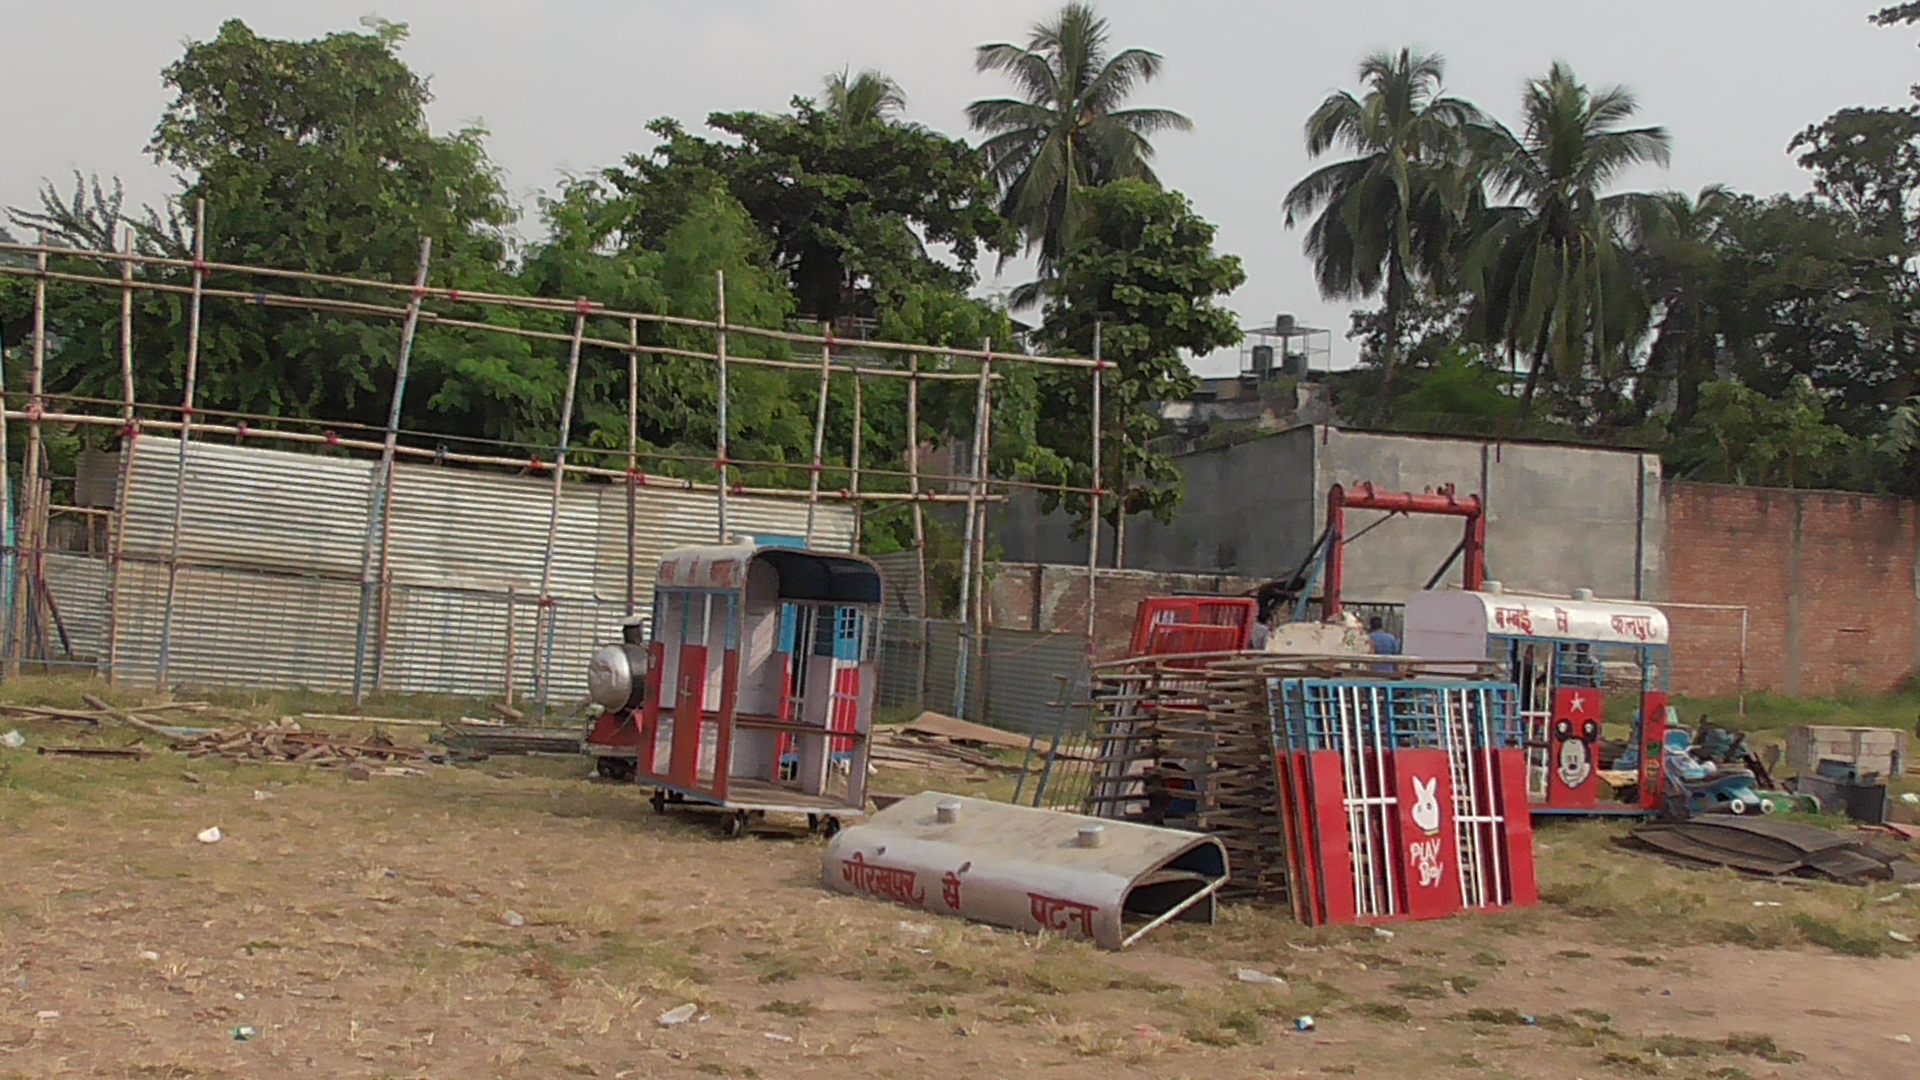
[0,408,1002,505]
[533,305,588,715]
[353,237,432,706]
[805,334,833,546]
[105,226,138,685]
[11,240,48,672]
[626,317,640,617]
[1087,323,1104,650]
[0,240,1099,370]
[154,201,205,687]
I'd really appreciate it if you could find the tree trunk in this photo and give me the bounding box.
[1380,250,1406,403]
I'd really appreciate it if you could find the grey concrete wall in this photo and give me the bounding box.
[1313,430,1487,602]
[993,427,1323,579]
[994,426,1655,605]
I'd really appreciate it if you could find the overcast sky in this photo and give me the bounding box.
[6,1,1917,374]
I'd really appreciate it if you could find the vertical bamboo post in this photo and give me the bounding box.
[956,346,990,623]
[10,238,48,672]
[953,345,991,718]
[532,303,588,717]
[907,355,926,611]
[906,354,928,703]
[155,199,205,688]
[850,373,863,552]
[503,584,518,709]
[805,333,832,546]
[352,237,433,706]
[626,317,640,617]
[714,270,730,544]
[105,227,137,684]
[1086,322,1102,652]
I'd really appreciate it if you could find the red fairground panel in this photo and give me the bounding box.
[1270,679,1537,927]
[1129,597,1255,657]
[1391,749,1462,922]
[1637,691,1668,812]
[1546,686,1603,809]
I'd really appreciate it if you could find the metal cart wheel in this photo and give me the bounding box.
[649,789,668,815]
[597,758,637,782]
[722,810,750,839]
[821,816,843,839]
[807,813,821,834]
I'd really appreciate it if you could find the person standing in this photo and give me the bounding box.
[1367,616,1399,657]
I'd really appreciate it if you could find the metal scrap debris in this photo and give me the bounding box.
[1626,815,1920,885]
[431,723,583,758]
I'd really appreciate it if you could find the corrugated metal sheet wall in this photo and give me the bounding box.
[76,441,854,699]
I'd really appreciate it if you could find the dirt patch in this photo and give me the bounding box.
[0,713,1917,1078]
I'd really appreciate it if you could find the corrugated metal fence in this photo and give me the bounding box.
[33,441,855,704]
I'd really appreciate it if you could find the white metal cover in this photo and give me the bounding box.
[1404,589,1669,662]
[823,791,1228,950]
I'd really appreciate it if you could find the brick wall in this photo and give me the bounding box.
[1663,481,1919,697]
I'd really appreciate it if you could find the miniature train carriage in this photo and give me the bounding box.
[1403,588,1671,817]
[586,542,882,835]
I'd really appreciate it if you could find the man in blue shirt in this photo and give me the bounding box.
[1368,616,1400,657]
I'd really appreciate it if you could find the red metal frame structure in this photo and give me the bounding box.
[1323,482,1486,620]
[1128,597,1257,660]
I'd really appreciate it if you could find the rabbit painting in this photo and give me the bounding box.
[1410,776,1441,836]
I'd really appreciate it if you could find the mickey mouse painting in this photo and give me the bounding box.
[1548,687,1603,807]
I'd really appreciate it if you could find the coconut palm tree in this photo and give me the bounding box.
[1627,185,1740,423]
[1464,63,1670,415]
[1282,49,1484,394]
[822,68,906,126]
[966,2,1191,291]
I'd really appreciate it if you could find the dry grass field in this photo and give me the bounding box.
[0,677,1916,1079]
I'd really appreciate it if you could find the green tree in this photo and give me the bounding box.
[967,2,1192,294]
[131,18,521,434]
[1671,376,1858,488]
[594,97,1010,322]
[1027,180,1244,532]
[1464,62,1670,418]
[1283,49,1483,395]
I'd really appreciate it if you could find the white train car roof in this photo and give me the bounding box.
[1405,590,1668,657]
[656,542,883,605]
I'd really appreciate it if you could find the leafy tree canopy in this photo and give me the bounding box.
[1028,180,1243,529]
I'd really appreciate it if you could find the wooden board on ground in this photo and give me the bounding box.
[902,711,1034,750]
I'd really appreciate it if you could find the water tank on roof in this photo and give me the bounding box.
[1276,314,1296,334]
[1250,344,1275,375]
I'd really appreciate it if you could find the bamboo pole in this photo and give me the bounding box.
[850,372,863,553]
[532,304,588,717]
[626,317,640,617]
[155,199,205,688]
[907,355,926,617]
[503,585,518,709]
[956,347,991,623]
[1086,322,1103,651]
[953,346,992,719]
[10,240,49,672]
[714,270,729,543]
[353,237,432,706]
[105,226,137,684]
[805,333,833,546]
